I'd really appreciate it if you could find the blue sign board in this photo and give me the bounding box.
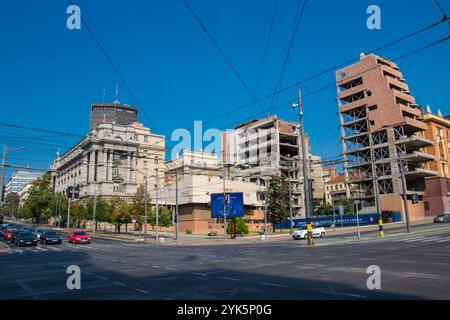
[211,192,244,218]
[275,212,402,229]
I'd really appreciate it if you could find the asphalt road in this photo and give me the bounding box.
[1,223,450,300]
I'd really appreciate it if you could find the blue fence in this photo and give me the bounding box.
[275,212,402,229]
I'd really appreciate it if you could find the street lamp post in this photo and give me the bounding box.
[144,175,148,241]
[67,174,76,230]
[293,88,314,246]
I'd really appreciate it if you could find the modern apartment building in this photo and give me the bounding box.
[422,107,450,216]
[223,115,322,218]
[336,53,436,220]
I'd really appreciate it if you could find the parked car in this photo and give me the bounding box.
[40,230,62,244]
[434,213,450,223]
[10,230,28,243]
[14,232,38,247]
[33,228,47,240]
[67,230,91,244]
[292,224,326,240]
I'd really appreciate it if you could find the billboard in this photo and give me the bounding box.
[211,192,244,218]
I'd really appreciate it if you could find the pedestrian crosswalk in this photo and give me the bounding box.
[393,235,450,244]
[4,242,123,254]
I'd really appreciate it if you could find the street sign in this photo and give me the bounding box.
[210,192,244,218]
[131,215,137,223]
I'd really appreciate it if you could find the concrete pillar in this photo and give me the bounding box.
[101,149,108,182]
[107,150,113,181]
[131,153,136,183]
[89,150,95,182]
[126,152,131,183]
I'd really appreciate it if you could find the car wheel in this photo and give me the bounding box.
[320,232,325,238]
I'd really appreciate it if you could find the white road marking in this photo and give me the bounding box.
[258,282,290,288]
[35,247,48,251]
[96,276,108,281]
[114,281,127,287]
[133,288,149,294]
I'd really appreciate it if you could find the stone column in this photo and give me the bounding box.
[131,153,137,183]
[107,150,113,181]
[126,152,131,184]
[89,150,95,182]
[101,149,108,182]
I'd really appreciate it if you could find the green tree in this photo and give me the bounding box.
[85,196,109,231]
[265,173,290,230]
[320,203,333,215]
[226,217,249,235]
[335,197,354,215]
[108,196,130,233]
[21,173,55,225]
[131,185,148,231]
[1,192,20,216]
[150,205,173,229]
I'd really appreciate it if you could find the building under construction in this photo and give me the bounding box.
[336,53,437,220]
[223,116,323,218]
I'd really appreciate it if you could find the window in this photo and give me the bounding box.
[155,157,159,164]
[144,136,149,142]
[424,201,430,211]
[143,161,148,169]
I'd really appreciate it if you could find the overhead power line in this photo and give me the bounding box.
[67,0,160,133]
[182,0,268,116]
[202,16,449,126]
[267,0,308,114]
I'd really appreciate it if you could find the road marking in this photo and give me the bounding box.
[96,276,108,281]
[35,247,48,251]
[114,281,127,287]
[258,282,290,288]
[218,277,239,281]
[421,236,446,242]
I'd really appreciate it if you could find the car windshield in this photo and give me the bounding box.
[74,232,86,236]
[46,232,58,237]
[20,232,33,237]
[298,226,307,230]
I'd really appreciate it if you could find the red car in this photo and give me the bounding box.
[3,228,17,241]
[67,230,91,244]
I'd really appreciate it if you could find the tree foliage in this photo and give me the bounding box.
[265,173,290,227]
[226,217,249,235]
[150,205,173,228]
[21,173,55,224]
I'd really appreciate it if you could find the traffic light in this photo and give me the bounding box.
[1,185,5,202]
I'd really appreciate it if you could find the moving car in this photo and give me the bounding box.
[67,230,91,244]
[14,231,38,247]
[40,230,62,244]
[434,213,450,223]
[10,230,27,243]
[292,224,326,240]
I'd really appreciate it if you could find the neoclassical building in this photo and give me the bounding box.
[51,121,164,200]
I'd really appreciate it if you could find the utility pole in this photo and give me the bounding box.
[287,165,294,235]
[0,145,6,206]
[175,169,179,243]
[398,155,411,233]
[92,188,97,233]
[155,169,159,242]
[369,134,383,238]
[355,201,361,240]
[264,180,268,240]
[144,175,148,241]
[293,88,314,245]
[67,174,75,230]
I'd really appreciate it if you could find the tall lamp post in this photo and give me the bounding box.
[293,89,314,246]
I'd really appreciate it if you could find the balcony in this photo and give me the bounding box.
[395,135,433,149]
[403,117,427,132]
[404,168,437,179]
[401,151,436,163]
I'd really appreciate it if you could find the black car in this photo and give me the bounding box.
[10,230,26,243]
[40,231,62,244]
[434,213,450,223]
[14,232,38,247]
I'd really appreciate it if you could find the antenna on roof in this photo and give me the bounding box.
[114,84,120,104]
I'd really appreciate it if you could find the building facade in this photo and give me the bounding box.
[422,107,450,216]
[5,169,41,195]
[336,53,436,220]
[223,116,322,218]
[90,103,138,130]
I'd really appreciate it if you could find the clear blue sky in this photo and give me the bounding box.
[0,0,449,179]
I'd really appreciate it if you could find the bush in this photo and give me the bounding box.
[186,229,192,235]
[226,218,249,235]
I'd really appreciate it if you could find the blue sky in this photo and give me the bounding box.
[0,0,449,180]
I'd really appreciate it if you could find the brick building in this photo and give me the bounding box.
[423,107,450,216]
[336,53,436,221]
